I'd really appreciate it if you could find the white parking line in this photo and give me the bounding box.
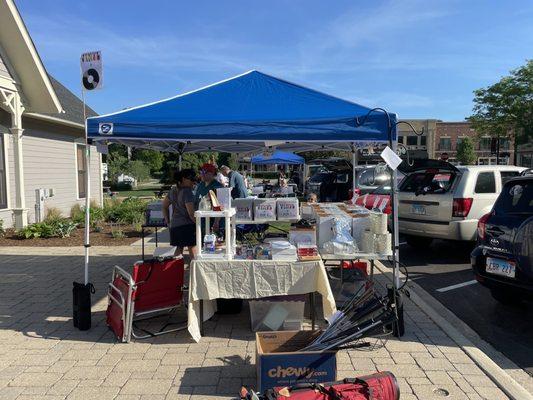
[436,280,478,293]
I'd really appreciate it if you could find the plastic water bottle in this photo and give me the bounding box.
[203,232,216,253]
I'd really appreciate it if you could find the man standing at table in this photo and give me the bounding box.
[220,165,248,199]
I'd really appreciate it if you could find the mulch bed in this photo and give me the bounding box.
[0,225,147,247]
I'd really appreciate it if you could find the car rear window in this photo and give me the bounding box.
[358,168,390,187]
[495,181,533,214]
[400,170,455,194]
[475,172,496,193]
[500,171,521,185]
[309,172,332,183]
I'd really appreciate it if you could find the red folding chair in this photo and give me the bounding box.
[106,256,186,342]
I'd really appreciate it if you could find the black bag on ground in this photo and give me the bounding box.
[216,298,243,314]
[73,282,94,330]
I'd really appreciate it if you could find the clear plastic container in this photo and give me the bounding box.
[249,295,305,332]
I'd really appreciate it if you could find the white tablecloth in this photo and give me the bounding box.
[187,259,337,342]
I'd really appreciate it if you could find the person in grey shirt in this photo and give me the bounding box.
[162,168,197,257]
[220,165,248,199]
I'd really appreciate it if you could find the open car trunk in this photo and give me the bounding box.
[398,161,460,223]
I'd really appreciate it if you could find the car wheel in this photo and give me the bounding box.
[405,235,433,248]
[490,288,518,305]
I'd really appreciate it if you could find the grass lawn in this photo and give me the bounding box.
[115,186,161,198]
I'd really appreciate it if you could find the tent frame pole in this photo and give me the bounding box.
[81,88,91,285]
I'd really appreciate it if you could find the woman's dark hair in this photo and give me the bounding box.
[176,168,197,184]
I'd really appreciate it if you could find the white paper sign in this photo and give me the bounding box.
[380,146,403,170]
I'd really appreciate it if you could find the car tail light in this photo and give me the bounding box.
[453,198,473,217]
[477,213,490,240]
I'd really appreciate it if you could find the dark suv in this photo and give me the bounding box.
[471,175,533,304]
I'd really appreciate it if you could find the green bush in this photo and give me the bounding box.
[104,197,147,225]
[18,222,55,239]
[53,221,78,238]
[0,219,4,237]
[70,202,104,228]
[44,207,64,224]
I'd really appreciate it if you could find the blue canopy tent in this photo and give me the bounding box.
[83,70,402,332]
[251,150,304,165]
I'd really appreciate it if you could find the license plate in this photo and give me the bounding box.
[411,204,426,215]
[486,257,516,278]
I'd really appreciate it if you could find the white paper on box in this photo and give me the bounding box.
[233,198,254,221]
[289,229,316,246]
[276,198,299,220]
[254,199,277,221]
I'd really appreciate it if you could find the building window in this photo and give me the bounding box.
[76,144,87,199]
[456,137,463,149]
[500,138,510,150]
[0,134,7,209]
[475,172,496,193]
[439,137,451,151]
[420,136,427,146]
[479,137,491,151]
[406,136,418,146]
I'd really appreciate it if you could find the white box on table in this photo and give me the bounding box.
[254,199,277,221]
[233,198,254,221]
[276,198,299,220]
[289,227,316,246]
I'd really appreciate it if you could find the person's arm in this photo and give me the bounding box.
[162,196,171,226]
[185,202,195,223]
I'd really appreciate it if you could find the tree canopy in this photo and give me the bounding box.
[456,137,477,165]
[468,60,533,149]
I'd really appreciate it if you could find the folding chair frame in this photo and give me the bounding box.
[107,259,186,343]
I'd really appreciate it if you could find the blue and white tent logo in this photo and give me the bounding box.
[99,123,113,135]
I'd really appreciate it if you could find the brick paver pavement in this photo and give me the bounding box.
[0,246,511,400]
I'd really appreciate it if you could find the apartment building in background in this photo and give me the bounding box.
[434,121,514,165]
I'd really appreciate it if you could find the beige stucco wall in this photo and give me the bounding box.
[0,116,102,228]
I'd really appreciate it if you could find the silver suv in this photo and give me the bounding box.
[398,162,526,247]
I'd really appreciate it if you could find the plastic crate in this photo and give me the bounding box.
[250,295,305,332]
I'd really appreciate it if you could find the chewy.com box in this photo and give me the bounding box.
[256,331,337,392]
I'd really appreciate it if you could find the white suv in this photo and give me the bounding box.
[398,163,526,247]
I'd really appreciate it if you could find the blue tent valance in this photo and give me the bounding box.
[87,70,396,153]
[251,150,304,165]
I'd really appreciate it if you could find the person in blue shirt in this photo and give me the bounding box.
[220,165,248,199]
[195,163,223,231]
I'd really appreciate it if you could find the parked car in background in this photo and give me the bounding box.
[354,173,406,214]
[471,175,533,304]
[306,158,398,202]
[398,160,525,247]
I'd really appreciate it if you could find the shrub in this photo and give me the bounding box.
[104,197,147,225]
[18,222,55,239]
[0,219,4,237]
[44,207,64,224]
[53,221,78,238]
[70,202,104,228]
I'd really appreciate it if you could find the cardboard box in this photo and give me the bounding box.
[256,331,337,392]
[254,199,277,221]
[233,198,254,221]
[276,198,300,221]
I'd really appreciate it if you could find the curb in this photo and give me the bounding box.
[374,261,533,400]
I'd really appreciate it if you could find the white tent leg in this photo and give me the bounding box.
[352,146,356,201]
[391,141,400,289]
[83,144,91,284]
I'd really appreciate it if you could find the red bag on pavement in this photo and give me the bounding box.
[241,372,399,400]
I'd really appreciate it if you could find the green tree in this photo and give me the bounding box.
[133,149,164,174]
[456,137,477,165]
[106,153,128,183]
[217,153,239,170]
[125,160,151,183]
[468,60,533,162]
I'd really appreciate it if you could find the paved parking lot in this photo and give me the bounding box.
[0,246,513,399]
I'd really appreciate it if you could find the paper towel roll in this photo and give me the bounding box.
[361,230,375,253]
[352,214,371,247]
[370,212,388,234]
[375,233,391,254]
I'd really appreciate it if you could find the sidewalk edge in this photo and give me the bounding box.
[374,261,533,400]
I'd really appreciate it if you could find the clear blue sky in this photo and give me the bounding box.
[17,0,533,121]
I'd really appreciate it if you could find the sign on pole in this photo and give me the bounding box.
[80,51,103,90]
